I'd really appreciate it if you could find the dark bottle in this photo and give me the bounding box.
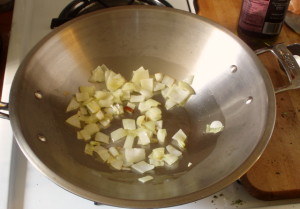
[237,0,291,49]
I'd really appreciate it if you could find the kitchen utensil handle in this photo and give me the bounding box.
[255,43,300,94]
[0,102,9,119]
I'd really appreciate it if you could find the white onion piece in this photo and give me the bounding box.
[79,86,96,96]
[76,92,90,102]
[166,145,182,157]
[122,118,136,130]
[206,121,224,134]
[66,114,81,128]
[125,148,146,163]
[110,158,123,170]
[163,154,179,165]
[145,107,162,121]
[154,73,164,82]
[131,67,149,84]
[183,75,194,85]
[137,131,151,145]
[89,65,105,83]
[94,132,110,144]
[109,147,119,157]
[131,161,154,174]
[66,97,80,112]
[130,95,145,103]
[138,175,154,183]
[157,129,167,144]
[140,78,154,92]
[111,128,127,142]
[123,134,135,148]
[161,75,175,87]
[95,148,111,162]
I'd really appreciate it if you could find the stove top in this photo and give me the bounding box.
[1,0,300,208]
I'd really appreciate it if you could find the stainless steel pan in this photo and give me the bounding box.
[1,6,299,208]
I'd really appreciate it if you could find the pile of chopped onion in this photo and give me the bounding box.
[65,64,195,182]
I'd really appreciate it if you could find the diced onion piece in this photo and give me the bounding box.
[66,114,81,128]
[106,71,126,92]
[131,67,149,84]
[86,100,100,114]
[77,131,83,140]
[178,81,196,95]
[122,82,135,92]
[109,147,119,157]
[84,144,94,156]
[172,129,187,149]
[145,107,162,121]
[136,115,145,128]
[206,121,224,134]
[139,89,153,100]
[143,121,156,132]
[172,129,187,141]
[163,154,179,165]
[126,102,136,110]
[123,134,135,148]
[161,87,170,99]
[110,158,123,170]
[89,65,105,83]
[66,97,80,112]
[98,97,114,107]
[145,99,160,107]
[130,94,145,103]
[90,141,100,146]
[140,78,153,92]
[94,91,111,100]
[79,107,88,115]
[84,123,100,136]
[99,118,111,128]
[95,148,111,162]
[79,86,96,96]
[138,175,154,183]
[149,157,164,167]
[183,75,194,85]
[122,119,136,130]
[94,132,109,144]
[95,110,105,120]
[131,161,154,174]
[165,99,177,110]
[138,131,151,145]
[75,92,89,102]
[111,128,127,142]
[188,162,193,167]
[153,82,166,91]
[156,120,163,129]
[154,73,164,82]
[166,145,182,157]
[161,75,175,87]
[167,85,190,104]
[152,147,165,160]
[125,148,146,163]
[157,129,167,144]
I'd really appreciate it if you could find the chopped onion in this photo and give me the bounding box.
[140,78,153,92]
[145,107,162,121]
[66,114,81,128]
[89,65,105,83]
[166,145,182,157]
[137,131,151,145]
[94,132,110,144]
[110,128,127,142]
[206,121,224,134]
[123,134,135,148]
[66,97,80,112]
[131,161,154,174]
[79,86,96,96]
[130,94,145,103]
[125,148,145,163]
[131,67,149,84]
[161,75,175,87]
[163,154,179,165]
[138,175,154,183]
[109,147,119,157]
[157,129,167,144]
[154,73,164,82]
[75,92,89,102]
[122,119,136,130]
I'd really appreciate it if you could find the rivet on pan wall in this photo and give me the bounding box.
[245,96,253,104]
[230,65,238,73]
[34,91,43,99]
[38,134,47,142]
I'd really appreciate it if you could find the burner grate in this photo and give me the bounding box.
[50,0,173,28]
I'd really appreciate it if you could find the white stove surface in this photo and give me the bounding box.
[1,0,300,209]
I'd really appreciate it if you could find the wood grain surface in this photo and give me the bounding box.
[197,0,300,200]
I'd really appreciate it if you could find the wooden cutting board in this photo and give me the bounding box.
[198,0,300,200]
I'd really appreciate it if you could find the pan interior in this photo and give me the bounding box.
[9,6,275,207]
